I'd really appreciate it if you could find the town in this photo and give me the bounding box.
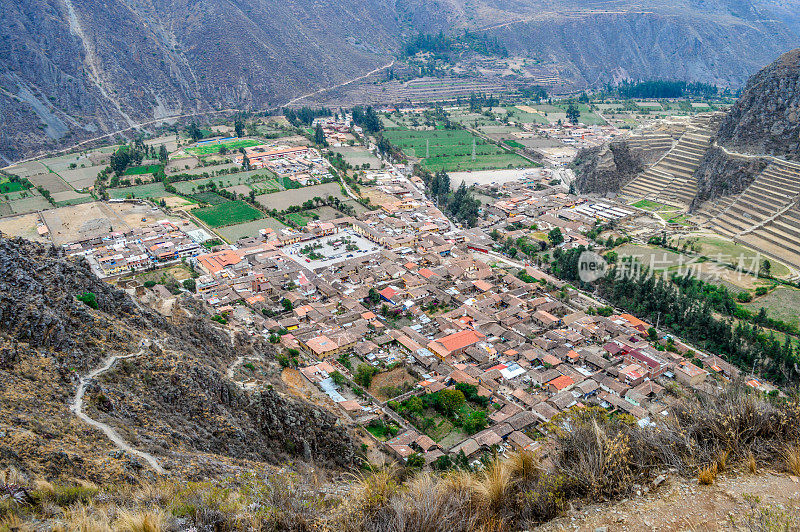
[2,97,783,471]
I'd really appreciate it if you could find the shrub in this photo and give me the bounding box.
[737,291,753,303]
[76,292,98,309]
[143,280,157,288]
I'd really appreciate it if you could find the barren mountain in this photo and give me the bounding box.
[3,0,800,163]
[716,48,800,159]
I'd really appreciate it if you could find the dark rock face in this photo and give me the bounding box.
[716,48,800,159]
[573,139,667,195]
[690,147,770,209]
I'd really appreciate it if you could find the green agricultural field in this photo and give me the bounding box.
[123,164,162,176]
[186,138,261,156]
[0,178,30,194]
[504,140,525,149]
[172,170,278,194]
[744,286,800,327]
[285,212,311,226]
[190,192,230,205]
[383,128,532,172]
[192,200,264,228]
[108,182,167,199]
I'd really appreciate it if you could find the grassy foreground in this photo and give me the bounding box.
[2,385,800,531]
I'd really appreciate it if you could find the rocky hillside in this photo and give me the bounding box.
[716,48,800,159]
[3,0,800,162]
[573,137,670,195]
[691,147,770,208]
[0,238,355,483]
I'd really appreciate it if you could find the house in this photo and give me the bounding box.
[546,375,574,394]
[427,329,486,360]
[675,360,709,386]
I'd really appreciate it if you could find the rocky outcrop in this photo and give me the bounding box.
[716,48,800,160]
[573,138,668,195]
[690,147,770,209]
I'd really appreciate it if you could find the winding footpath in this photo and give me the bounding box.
[70,342,165,474]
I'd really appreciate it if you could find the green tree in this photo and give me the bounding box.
[182,279,196,293]
[439,389,466,415]
[548,227,564,246]
[234,119,245,138]
[330,370,347,387]
[281,298,293,312]
[761,259,772,277]
[566,103,580,124]
[314,123,326,145]
[354,365,377,388]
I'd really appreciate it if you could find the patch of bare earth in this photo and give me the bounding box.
[536,470,800,531]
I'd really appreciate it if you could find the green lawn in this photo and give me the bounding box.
[632,199,671,211]
[187,139,261,156]
[123,164,163,176]
[691,236,791,278]
[192,200,264,228]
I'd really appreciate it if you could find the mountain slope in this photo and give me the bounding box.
[716,48,800,159]
[3,0,800,162]
[0,238,355,482]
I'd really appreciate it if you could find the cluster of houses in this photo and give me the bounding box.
[66,140,752,470]
[233,143,331,186]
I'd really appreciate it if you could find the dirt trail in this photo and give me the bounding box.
[70,342,165,474]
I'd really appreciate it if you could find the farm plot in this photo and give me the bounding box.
[25,172,72,193]
[192,200,264,228]
[52,190,93,207]
[108,182,167,199]
[255,182,345,210]
[331,146,382,168]
[4,161,49,178]
[744,286,800,327]
[383,128,532,172]
[123,164,162,176]
[58,167,101,190]
[8,195,53,215]
[171,170,277,194]
[186,138,261,156]
[167,163,239,177]
[217,218,286,242]
[190,192,229,205]
[0,213,49,242]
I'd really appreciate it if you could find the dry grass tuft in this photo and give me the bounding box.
[698,463,718,485]
[717,450,729,473]
[783,445,800,476]
[62,503,112,532]
[114,509,168,532]
[506,451,540,484]
[473,460,515,513]
[747,452,757,474]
